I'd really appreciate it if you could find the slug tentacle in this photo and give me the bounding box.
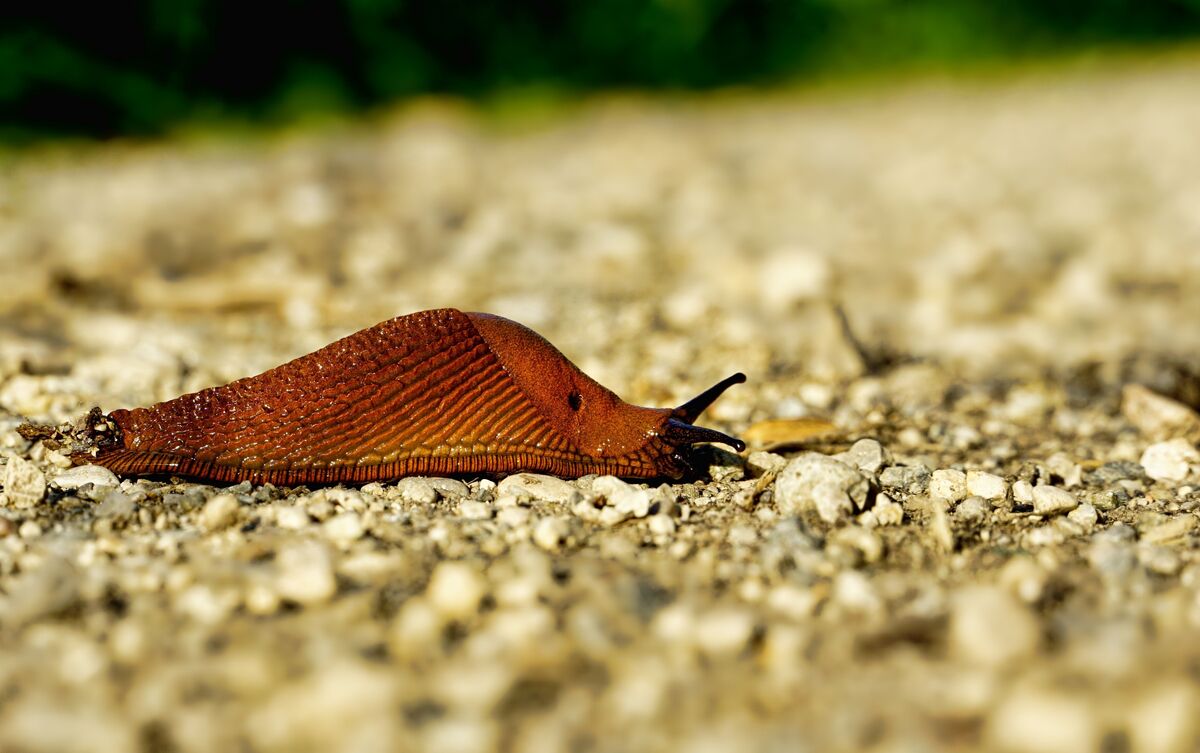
[674,372,746,423]
[76,308,745,485]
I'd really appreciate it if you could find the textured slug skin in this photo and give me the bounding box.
[82,309,743,485]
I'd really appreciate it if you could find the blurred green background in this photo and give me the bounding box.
[3,0,1200,142]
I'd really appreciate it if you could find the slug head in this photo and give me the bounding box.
[468,313,744,478]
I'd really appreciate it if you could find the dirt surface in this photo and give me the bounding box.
[3,56,1200,753]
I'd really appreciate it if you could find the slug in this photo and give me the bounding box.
[73,308,745,485]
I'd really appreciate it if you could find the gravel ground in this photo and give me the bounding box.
[4,55,1200,753]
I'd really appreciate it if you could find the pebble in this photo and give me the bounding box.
[495,473,575,504]
[275,504,310,530]
[987,688,1099,753]
[274,542,337,605]
[745,451,787,477]
[1127,682,1198,753]
[395,477,439,505]
[1140,515,1197,544]
[860,494,903,527]
[458,500,492,520]
[948,585,1040,667]
[95,490,136,519]
[1031,485,1077,515]
[1,457,46,509]
[197,493,240,532]
[426,562,487,621]
[1122,384,1200,442]
[51,464,119,491]
[592,476,653,519]
[1066,502,1098,533]
[878,464,930,494]
[833,438,890,476]
[693,607,756,657]
[1140,439,1199,482]
[1011,479,1034,504]
[774,453,870,523]
[929,469,968,502]
[532,516,570,551]
[955,496,990,523]
[966,470,1008,501]
[322,511,365,543]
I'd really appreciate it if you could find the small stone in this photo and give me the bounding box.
[1141,439,1199,482]
[745,451,787,477]
[987,688,1099,753]
[1066,502,1098,533]
[827,525,883,563]
[532,516,570,551]
[1140,515,1197,545]
[834,438,890,476]
[426,562,486,621]
[458,500,492,520]
[1122,384,1200,442]
[1127,682,1198,753]
[1,457,45,509]
[929,469,968,502]
[693,607,756,657]
[495,473,575,504]
[879,464,930,494]
[966,471,1008,501]
[496,506,529,528]
[198,493,240,532]
[275,542,337,605]
[592,475,653,518]
[1025,524,1066,547]
[1012,479,1034,504]
[647,514,676,536]
[276,505,310,530]
[389,598,442,660]
[955,496,990,523]
[948,585,1040,667]
[1139,545,1182,575]
[860,494,903,527]
[395,477,439,505]
[1045,452,1083,488]
[322,511,365,543]
[95,490,135,519]
[775,453,870,523]
[18,520,42,538]
[52,464,119,491]
[1032,485,1077,515]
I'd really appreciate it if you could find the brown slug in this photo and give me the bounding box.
[73,308,745,485]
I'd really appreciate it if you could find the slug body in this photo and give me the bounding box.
[79,309,744,485]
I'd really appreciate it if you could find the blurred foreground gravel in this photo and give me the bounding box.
[4,56,1200,753]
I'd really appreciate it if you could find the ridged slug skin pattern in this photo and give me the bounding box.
[82,309,745,485]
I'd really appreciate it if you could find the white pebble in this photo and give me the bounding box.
[275,505,310,530]
[395,477,439,506]
[929,469,968,502]
[775,453,869,523]
[966,470,1008,501]
[275,542,337,605]
[694,607,756,657]
[52,464,119,491]
[458,500,492,520]
[1012,479,1034,504]
[198,493,240,532]
[1032,485,1077,515]
[495,473,575,504]
[592,476,653,518]
[987,689,1099,753]
[322,512,365,543]
[1140,439,1199,482]
[532,516,570,551]
[1066,502,1098,533]
[1,457,45,509]
[948,585,1039,667]
[426,562,486,621]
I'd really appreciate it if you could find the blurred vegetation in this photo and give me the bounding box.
[3,0,1200,141]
